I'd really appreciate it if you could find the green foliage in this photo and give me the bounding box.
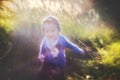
[60,15,120,79]
[0,27,9,51]
[86,24,115,48]
[0,0,15,60]
[98,41,120,68]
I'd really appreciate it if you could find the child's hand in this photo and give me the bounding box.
[85,47,92,53]
[82,47,92,55]
[38,54,45,62]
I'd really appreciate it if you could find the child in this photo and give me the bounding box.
[38,15,85,80]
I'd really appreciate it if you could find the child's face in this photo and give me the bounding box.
[43,23,59,40]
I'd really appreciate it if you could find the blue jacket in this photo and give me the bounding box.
[39,35,84,68]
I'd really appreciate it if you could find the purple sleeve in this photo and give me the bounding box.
[63,36,84,54]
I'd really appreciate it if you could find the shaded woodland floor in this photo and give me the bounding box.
[0,35,41,80]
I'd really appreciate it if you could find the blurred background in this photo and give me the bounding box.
[0,0,120,80]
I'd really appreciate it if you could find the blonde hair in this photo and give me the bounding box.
[41,15,61,32]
